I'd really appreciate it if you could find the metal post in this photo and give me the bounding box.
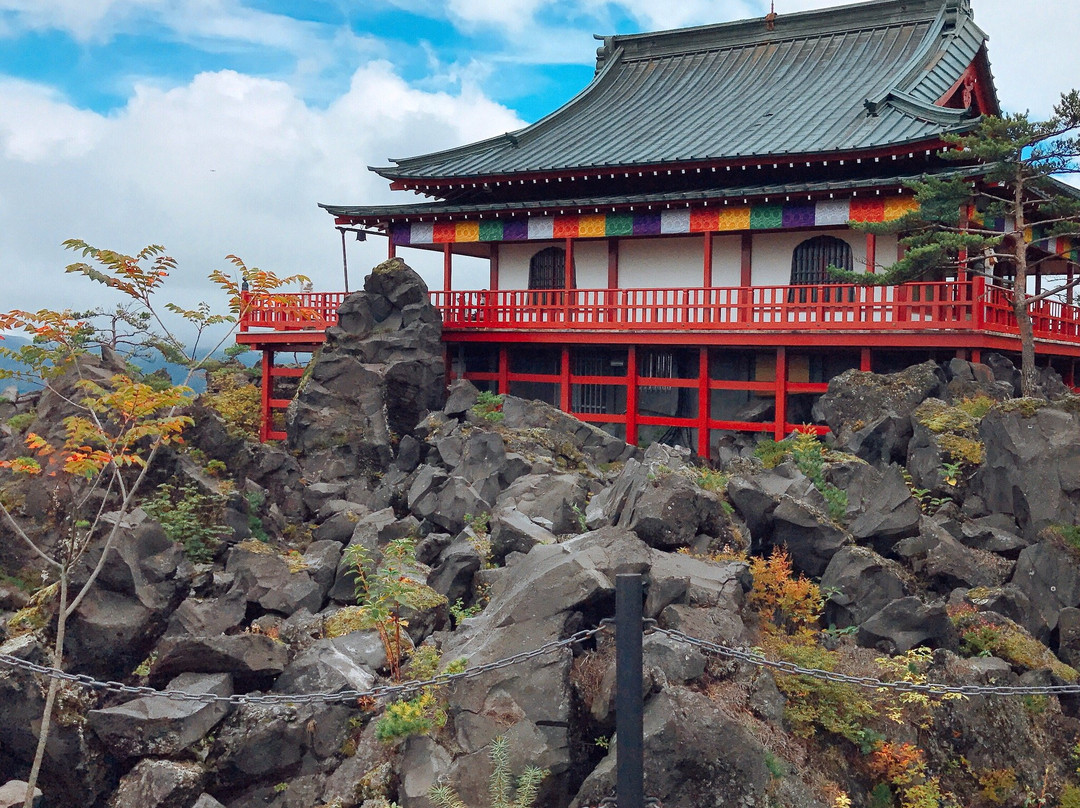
[615,574,644,808]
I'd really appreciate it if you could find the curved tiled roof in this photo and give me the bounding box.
[374,0,993,182]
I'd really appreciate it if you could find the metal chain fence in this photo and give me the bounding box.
[4,620,1080,707]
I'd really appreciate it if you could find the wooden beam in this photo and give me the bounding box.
[260,349,273,443]
[489,246,500,291]
[774,347,787,441]
[443,243,453,291]
[698,347,710,459]
[626,346,639,448]
[388,233,396,260]
[865,232,877,274]
[565,238,575,290]
[703,231,714,287]
[608,238,620,288]
[498,346,509,395]
[860,347,872,372]
[740,232,753,286]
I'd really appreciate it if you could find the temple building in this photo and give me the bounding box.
[239,0,1080,454]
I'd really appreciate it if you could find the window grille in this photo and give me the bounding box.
[789,236,854,302]
[573,351,608,414]
[640,350,674,392]
[529,246,569,289]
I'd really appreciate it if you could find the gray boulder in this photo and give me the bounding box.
[287,259,445,482]
[489,507,557,561]
[151,634,288,683]
[813,361,945,463]
[1010,540,1080,639]
[971,404,1080,537]
[821,546,908,629]
[0,781,41,808]
[273,639,376,695]
[226,544,324,616]
[106,760,204,808]
[894,519,1012,593]
[770,498,851,578]
[88,673,232,758]
[858,597,956,653]
[841,464,922,551]
[495,472,589,536]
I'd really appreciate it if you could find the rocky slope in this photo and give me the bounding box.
[3,261,1080,808]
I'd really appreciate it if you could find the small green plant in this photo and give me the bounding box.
[472,390,505,423]
[570,503,588,533]
[764,751,786,779]
[754,438,789,469]
[273,782,289,794]
[142,481,231,563]
[6,411,34,432]
[204,459,227,477]
[593,735,610,750]
[345,537,447,681]
[246,490,269,542]
[375,647,466,743]
[696,467,728,493]
[132,652,157,677]
[203,370,261,439]
[429,735,549,808]
[464,512,494,566]
[1060,783,1080,808]
[789,430,848,522]
[450,596,487,624]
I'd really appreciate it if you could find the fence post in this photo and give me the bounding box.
[615,573,644,808]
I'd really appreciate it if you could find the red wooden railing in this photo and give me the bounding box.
[236,280,1080,344]
[239,292,348,332]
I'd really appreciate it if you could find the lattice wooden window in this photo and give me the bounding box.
[529,246,572,289]
[790,236,853,285]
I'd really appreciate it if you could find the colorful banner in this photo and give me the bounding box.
[390,195,919,246]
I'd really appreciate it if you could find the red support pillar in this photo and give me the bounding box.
[865,233,877,274]
[560,346,572,413]
[1068,264,1075,306]
[626,346,639,449]
[607,238,620,322]
[703,231,714,287]
[388,233,396,260]
[443,243,453,291]
[774,347,787,441]
[260,348,274,443]
[498,347,509,396]
[972,349,982,364]
[565,238,575,289]
[860,347,872,372]
[698,347,710,459]
[489,246,500,290]
[740,232,753,322]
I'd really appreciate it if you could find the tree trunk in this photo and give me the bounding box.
[1013,180,1039,398]
[24,573,68,808]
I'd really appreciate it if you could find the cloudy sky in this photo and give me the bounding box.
[0,0,1077,338]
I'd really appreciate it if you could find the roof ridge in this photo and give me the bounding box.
[598,0,957,64]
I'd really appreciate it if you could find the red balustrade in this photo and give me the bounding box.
[235,282,1080,344]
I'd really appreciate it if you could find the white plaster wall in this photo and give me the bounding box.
[619,236,704,288]
[497,239,608,289]
[575,239,609,288]
[711,234,743,286]
[751,229,868,286]
[494,228,895,290]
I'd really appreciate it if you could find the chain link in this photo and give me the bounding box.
[655,627,1080,697]
[0,625,603,706]
[6,619,1078,706]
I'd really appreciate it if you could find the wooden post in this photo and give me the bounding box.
[615,575,645,808]
[860,347,872,372]
[698,347,710,459]
[498,347,509,396]
[740,232,753,323]
[774,347,787,441]
[703,231,714,287]
[865,232,877,274]
[443,243,453,291]
[489,246,500,290]
[607,239,620,323]
[560,346,572,413]
[565,238,575,290]
[388,233,396,260]
[626,346,639,448]
[260,348,274,443]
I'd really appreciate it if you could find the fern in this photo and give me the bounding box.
[429,735,549,808]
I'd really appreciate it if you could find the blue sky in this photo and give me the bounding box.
[0,0,1077,332]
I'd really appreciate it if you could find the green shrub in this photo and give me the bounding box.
[6,411,34,432]
[472,390,505,423]
[143,481,231,563]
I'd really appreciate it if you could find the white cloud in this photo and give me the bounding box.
[0,65,523,335]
